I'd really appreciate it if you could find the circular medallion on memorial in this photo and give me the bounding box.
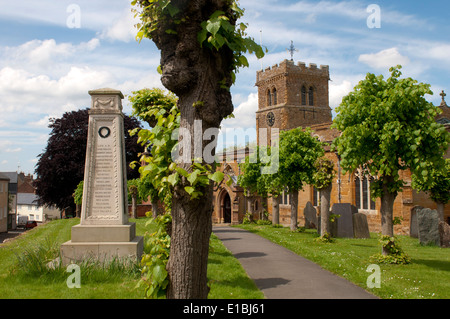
[98,126,111,138]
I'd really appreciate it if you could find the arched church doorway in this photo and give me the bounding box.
[223,192,231,223]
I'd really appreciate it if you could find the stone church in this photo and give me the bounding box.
[211,58,450,235]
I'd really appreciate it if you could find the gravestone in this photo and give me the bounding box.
[352,213,370,239]
[409,206,423,238]
[438,221,450,248]
[61,88,143,264]
[417,208,440,246]
[331,203,354,238]
[304,201,317,229]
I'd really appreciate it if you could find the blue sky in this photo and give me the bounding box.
[0,0,449,175]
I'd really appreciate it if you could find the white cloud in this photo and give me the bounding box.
[283,0,366,20]
[2,38,100,69]
[27,116,51,128]
[406,41,450,67]
[275,0,429,28]
[358,48,410,70]
[329,80,354,109]
[1,160,7,165]
[222,93,258,129]
[5,148,22,153]
[0,1,131,31]
[0,66,112,115]
[100,8,139,42]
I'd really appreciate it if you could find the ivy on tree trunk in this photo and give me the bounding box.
[133,0,264,298]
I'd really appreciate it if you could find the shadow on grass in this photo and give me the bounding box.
[209,274,264,296]
[412,258,450,272]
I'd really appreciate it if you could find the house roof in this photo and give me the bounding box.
[0,173,10,181]
[17,193,39,206]
[0,172,17,183]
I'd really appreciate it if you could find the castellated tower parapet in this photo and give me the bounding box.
[256,59,329,84]
[255,59,332,137]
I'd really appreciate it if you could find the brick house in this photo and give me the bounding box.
[0,173,10,233]
[211,59,450,235]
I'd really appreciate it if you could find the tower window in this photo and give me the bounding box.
[309,87,314,106]
[272,88,277,105]
[267,89,272,106]
[301,86,306,105]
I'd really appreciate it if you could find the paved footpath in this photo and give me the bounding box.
[213,226,378,299]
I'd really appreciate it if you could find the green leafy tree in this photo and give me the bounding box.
[238,146,283,224]
[238,145,279,198]
[129,88,179,214]
[132,0,264,298]
[73,181,83,207]
[279,127,324,231]
[312,157,336,237]
[412,158,450,220]
[332,66,450,255]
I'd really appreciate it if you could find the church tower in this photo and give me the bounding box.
[255,59,332,144]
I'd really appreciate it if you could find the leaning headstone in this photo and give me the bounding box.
[61,88,143,265]
[417,208,440,246]
[439,221,450,248]
[304,201,317,229]
[352,213,370,239]
[409,206,423,238]
[331,203,354,238]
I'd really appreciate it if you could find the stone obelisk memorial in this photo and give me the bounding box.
[61,88,143,264]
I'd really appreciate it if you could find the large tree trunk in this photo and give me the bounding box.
[380,177,397,255]
[151,198,161,218]
[246,194,253,222]
[75,204,81,218]
[131,194,137,219]
[320,185,332,236]
[272,195,280,225]
[166,184,213,298]
[290,190,299,231]
[145,0,235,299]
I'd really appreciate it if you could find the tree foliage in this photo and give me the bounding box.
[412,158,450,205]
[129,87,178,128]
[238,146,282,198]
[132,0,264,85]
[332,65,449,254]
[279,127,324,192]
[239,128,324,197]
[34,109,142,211]
[129,88,179,211]
[313,157,336,190]
[137,213,172,299]
[279,127,324,230]
[332,66,449,199]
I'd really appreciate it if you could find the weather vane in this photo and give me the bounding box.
[287,40,299,61]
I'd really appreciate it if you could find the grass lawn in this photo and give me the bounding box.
[0,218,263,299]
[236,223,450,299]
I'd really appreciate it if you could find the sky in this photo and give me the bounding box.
[0,0,449,175]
